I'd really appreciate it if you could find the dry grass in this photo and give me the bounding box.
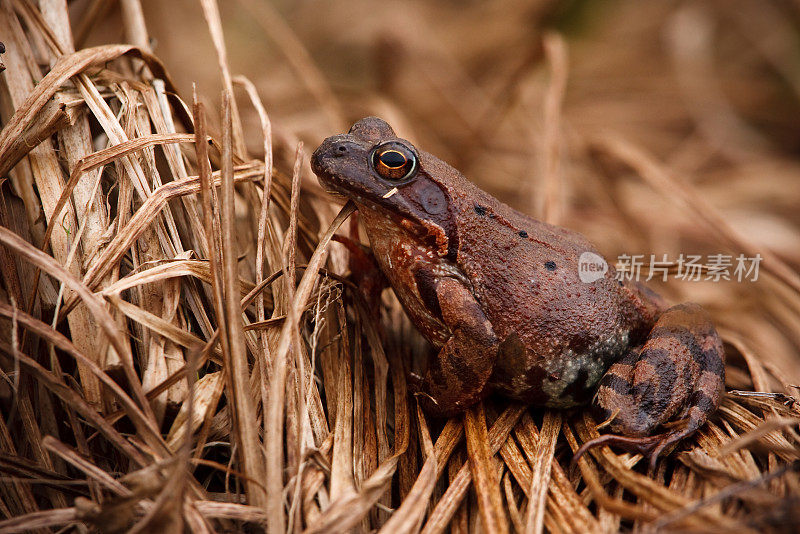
[1,0,800,532]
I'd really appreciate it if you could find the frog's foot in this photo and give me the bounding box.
[573,433,663,467]
[584,303,725,468]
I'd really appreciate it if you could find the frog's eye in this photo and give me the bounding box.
[372,142,417,181]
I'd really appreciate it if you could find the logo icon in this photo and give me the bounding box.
[578,252,608,283]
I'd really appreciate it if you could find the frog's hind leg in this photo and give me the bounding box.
[577,303,725,467]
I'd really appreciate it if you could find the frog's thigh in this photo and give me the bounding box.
[419,276,499,416]
[593,303,725,437]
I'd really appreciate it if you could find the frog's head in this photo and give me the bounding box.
[311,117,419,203]
[312,117,457,258]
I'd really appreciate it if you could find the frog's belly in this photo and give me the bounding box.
[489,330,632,408]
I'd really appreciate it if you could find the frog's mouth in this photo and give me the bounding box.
[310,159,370,204]
[313,169,410,223]
[313,172,352,200]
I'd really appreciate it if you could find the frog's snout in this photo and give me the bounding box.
[311,138,359,197]
[312,136,361,176]
[310,139,333,177]
[312,135,347,165]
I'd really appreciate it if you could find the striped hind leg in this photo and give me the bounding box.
[576,303,725,467]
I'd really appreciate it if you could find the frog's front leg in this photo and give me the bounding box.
[579,303,725,466]
[413,276,499,417]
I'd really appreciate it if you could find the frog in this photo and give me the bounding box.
[311,117,725,463]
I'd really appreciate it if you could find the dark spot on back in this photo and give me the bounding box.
[518,230,528,238]
[545,261,556,271]
[474,204,487,216]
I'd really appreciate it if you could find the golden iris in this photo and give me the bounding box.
[372,142,417,180]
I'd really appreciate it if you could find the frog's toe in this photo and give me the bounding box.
[573,432,664,467]
[573,426,694,470]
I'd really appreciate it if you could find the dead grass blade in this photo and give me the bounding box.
[717,417,800,458]
[539,32,568,225]
[377,405,438,534]
[266,200,356,532]
[304,455,399,534]
[235,0,345,131]
[523,412,560,534]
[0,507,79,533]
[198,0,247,158]
[219,89,265,508]
[465,403,509,534]
[652,462,799,530]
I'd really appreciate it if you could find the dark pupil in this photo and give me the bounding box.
[379,150,406,168]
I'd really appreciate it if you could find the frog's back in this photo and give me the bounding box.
[426,153,651,406]
[449,184,627,338]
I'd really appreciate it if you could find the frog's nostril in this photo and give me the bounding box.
[332,143,349,156]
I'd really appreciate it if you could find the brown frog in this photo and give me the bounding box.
[311,117,725,462]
